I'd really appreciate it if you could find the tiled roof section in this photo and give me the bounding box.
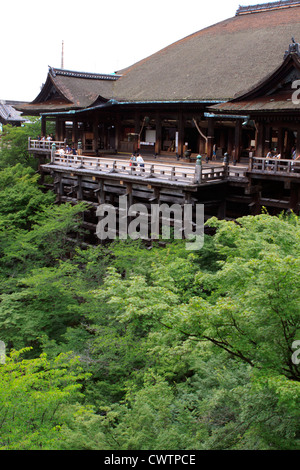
[209,50,300,113]
[0,101,26,123]
[18,67,122,114]
[208,96,300,113]
[112,5,300,102]
[49,67,121,81]
[236,1,300,15]
[17,2,300,111]
[48,67,121,108]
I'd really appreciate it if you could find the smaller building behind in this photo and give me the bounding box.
[0,100,27,129]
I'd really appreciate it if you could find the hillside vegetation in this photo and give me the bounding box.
[0,122,299,450]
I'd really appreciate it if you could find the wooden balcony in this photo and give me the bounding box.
[250,156,300,175]
[45,152,240,186]
[28,138,66,153]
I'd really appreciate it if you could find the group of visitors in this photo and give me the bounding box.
[38,134,54,142]
[265,150,282,160]
[264,147,300,172]
[265,147,300,160]
[129,152,145,168]
[58,144,78,157]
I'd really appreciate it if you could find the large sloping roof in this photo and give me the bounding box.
[209,48,300,114]
[17,1,300,114]
[111,2,300,102]
[18,67,120,114]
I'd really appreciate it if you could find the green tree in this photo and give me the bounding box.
[0,118,42,169]
[0,349,90,450]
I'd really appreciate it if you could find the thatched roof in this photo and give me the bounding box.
[112,3,300,102]
[17,1,300,114]
[209,49,300,114]
[18,68,120,115]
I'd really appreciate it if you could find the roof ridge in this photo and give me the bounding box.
[49,67,121,81]
[236,0,300,15]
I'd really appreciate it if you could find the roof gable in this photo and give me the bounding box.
[209,43,300,114]
[230,46,300,102]
[31,73,72,105]
[17,67,122,114]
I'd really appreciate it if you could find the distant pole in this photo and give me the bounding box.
[61,40,64,69]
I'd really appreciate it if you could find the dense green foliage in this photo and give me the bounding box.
[0,125,299,450]
[0,118,55,170]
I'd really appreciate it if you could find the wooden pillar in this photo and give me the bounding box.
[227,127,234,156]
[234,120,242,162]
[177,112,184,157]
[265,125,272,152]
[134,111,140,150]
[256,122,265,158]
[56,119,65,142]
[155,112,162,155]
[55,117,59,141]
[77,176,83,201]
[41,116,46,137]
[114,113,121,152]
[93,115,99,154]
[61,120,66,142]
[96,180,105,204]
[72,120,78,146]
[277,127,284,156]
[220,128,226,151]
[207,118,215,160]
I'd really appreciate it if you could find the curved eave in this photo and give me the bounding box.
[40,99,227,118]
[230,53,300,102]
[31,72,73,105]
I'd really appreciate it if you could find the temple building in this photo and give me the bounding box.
[17,0,300,161]
[0,101,26,128]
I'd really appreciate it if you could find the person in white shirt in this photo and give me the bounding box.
[136,153,145,167]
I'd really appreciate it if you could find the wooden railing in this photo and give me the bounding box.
[250,156,300,174]
[48,153,230,184]
[28,138,66,151]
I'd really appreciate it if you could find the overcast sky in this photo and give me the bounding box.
[1,0,267,102]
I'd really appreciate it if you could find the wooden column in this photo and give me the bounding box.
[134,111,140,151]
[55,117,59,141]
[62,120,66,142]
[177,112,184,157]
[219,128,226,151]
[234,120,242,162]
[277,127,284,156]
[93,115,99,154]
[265,125,272,152]
[96,180,105,204]
[227,127,234,156]
[155,112,162,155]
[256,122,265,158]
[41,116,46,137]
[72,120,78,146]
[289,183,300,212]
[207,118,215,160]
[77,176,83,201]
[56,119,65,142]
[114,113,121,152]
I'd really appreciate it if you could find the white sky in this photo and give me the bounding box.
[1,0,267,102]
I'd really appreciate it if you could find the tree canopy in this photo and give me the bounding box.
[0,128,299,450]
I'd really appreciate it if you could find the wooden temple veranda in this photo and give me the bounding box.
[16,0,300,239]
